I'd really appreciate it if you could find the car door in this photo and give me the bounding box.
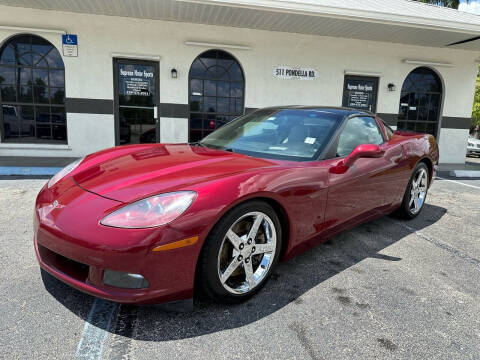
[323,116,405,234]
[377,118,412,203]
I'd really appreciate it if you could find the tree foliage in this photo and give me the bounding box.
[416,1,477,131]
[415,0,467,9]
[471,67,480,131]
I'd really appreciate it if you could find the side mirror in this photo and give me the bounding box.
[344,144,384,167]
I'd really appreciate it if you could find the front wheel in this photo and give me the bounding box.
[397,162,429,219]
[198,201,282,303]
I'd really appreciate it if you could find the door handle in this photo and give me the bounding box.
[401,145,408,160]
[393,145,408,164]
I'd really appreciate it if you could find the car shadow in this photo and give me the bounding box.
[41,203,446,342]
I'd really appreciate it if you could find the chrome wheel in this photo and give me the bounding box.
[217,211,277,295]
[409,167,428,214]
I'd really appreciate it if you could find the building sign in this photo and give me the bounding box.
[342,75,379,113]
[347,87,371,109]
[62,34,78,57]
[274,66,317,80]
[118,65,154,98]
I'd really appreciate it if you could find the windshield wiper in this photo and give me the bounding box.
[190,142,209,148]
[191,142,236,153]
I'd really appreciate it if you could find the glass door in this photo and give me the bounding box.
[113,58,159,145]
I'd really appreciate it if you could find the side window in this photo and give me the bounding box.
[382,120,394,139]
[336,116,384,157]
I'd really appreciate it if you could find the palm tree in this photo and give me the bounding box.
[415,0,469,9]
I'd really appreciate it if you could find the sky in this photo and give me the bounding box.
[459,0,480,14]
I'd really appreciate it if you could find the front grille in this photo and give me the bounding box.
[476,144,480,149]
[38,245,89,282]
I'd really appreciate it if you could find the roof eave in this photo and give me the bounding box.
[180,0,480,35]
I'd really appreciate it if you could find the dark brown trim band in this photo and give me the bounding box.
[65,98,114,114]
[160,103,189,118]
[65,98,191,119]
[441,116,471,129]
[61,101,473,130]
[376,114,471,129]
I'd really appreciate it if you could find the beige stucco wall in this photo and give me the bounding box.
[0,4,477,162]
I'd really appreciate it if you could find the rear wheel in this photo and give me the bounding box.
[198,201,282,303]
[398,162,429,219]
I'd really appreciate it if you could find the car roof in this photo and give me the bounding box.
[256,106,374,118]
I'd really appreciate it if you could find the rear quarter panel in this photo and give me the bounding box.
[392,132,438,189]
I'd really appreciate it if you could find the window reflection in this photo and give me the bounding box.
[119,107,155,145]
[188,50,245,142]
[0,35,66,143]
[397,67,442,137]
[337,116,384,157]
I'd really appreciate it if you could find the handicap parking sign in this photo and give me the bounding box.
[62,34,78,57]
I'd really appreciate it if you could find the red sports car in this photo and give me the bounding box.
[34,107,438,306]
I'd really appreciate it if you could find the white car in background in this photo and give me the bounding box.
[467,136,480,157]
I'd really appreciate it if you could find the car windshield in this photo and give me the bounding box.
[199,109,342,161]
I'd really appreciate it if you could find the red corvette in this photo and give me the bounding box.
[34,107,438,305]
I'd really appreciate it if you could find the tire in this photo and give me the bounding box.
[197,200,282,303]
[397,162,429,219]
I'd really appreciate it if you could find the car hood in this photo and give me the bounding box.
[72,144,277,203]
[468,137,480,144]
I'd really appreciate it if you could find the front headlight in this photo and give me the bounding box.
[47,157,85,188]
[467,142,474,147]
[100,191,197,229]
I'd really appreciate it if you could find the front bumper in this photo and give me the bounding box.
[35,236,164,303]
[34,179,202,304]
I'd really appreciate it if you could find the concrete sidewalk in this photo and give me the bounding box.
[0,156,78,176]
[438,158,480,178]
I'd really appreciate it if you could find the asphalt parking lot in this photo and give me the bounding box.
[1,176,479,360]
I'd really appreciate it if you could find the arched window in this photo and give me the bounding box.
[188,49,245,142]
[397,67,442,137]
[0,35,66,143]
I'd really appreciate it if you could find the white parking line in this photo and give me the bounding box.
[435,176,480,190]
[76,298,118,360]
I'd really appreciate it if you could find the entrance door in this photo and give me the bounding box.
[342,75,379,113]
[113,58,159,145]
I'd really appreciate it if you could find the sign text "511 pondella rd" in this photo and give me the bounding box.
[274,66,317,80]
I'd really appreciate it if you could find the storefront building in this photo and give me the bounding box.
[0,0,479,163]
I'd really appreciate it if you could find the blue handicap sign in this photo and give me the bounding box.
[62,34,78,46]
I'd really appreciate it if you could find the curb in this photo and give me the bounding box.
[0,167,61,176]
[448,170,480,178]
